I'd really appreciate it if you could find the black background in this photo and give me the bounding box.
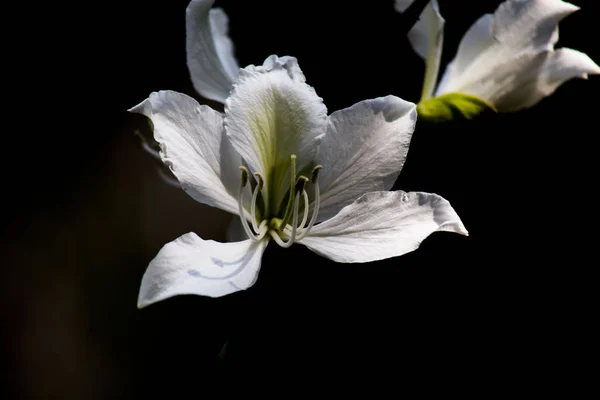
[4,0,598,397]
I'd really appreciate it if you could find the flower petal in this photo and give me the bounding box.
[186,0,240,103]
[395,0,445,100]
[224,55,327,212]
[435,14,495,96]
[138,233,268,307]
[435,0,595,111]
[487,48,600,111]
[299,191,468,263]
[129,90,242,215]
[316,96,417,221]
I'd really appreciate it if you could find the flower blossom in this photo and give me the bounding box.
[130,55,468,305]
[395,0,600,120]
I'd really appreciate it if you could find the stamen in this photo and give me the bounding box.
[311,165,323,184]
[157,167,181,188]
[238,167,263,242]
[294,176,309,197]
[134,130,161,161]
[292,166,322,241]
[254,220,269,241]
[283,188,309,234]
[269,188,301,248]
[240,166,249,187]
[250,173,264,233]
[279,155,297,227]
[299,190,309,229]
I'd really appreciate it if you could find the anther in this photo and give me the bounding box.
[239,166,249,187]
[293,167,322,241]
[311,165,323,184]
[295,176,309,194]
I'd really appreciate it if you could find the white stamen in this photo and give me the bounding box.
[283,189,309,234]
[299,190,309,229]
[134,130,162,161]
[157,167,182,188]
[270,189,301,248]
[254,220,269,241]
[238,168,265,242]
[294,183,320,241]
[268,229,286,247]
[250,173,264,233]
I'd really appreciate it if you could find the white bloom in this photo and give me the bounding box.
[129,55,468,305]
[396,0,600,112]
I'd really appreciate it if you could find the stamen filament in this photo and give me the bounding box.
[299,190,309,229]
[269,189,301,248]
[283,188,308,235]
[280,155,297,228]
[250,173,264,233]
[268,229,287,247]
[157,167,181,188]
[293,171,321,241]
[284,166,322,241]
[254,220,269,241]
[238,167,264,242]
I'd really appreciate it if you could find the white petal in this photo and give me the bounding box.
[435,0,589,110]
[490,0,578,50]
[435,13,495,96]
[129,90,242,215]
[487,48,600,111]
[316,96,417,221]
[542,47,600,84]
[186,0,240,103]
[395,0,445,100]
[138,233,268,306]
[300,191,467,263]
[224,55,327,212]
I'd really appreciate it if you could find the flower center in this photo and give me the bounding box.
[237,155,322,248]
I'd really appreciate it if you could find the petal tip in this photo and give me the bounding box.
[136,295,150,309]
[439,220,469,237]
[128,98,150,115]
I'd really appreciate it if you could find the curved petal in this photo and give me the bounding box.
[435,13,495,96]
[541,47,600,85]
[436,0,585,105]
[395,0,445,100]
[316,96,417,221]
[484,48,600,112]
[224,55,327,213]
[129,90,242,215]
[299,191,468,263]
[186,0,240,103]
[138,233,269,306]
[490,0,577,50]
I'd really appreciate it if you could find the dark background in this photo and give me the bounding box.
[4,0,598,397]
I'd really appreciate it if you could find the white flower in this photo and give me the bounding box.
[395,0,600,115]
[129,55,468,305]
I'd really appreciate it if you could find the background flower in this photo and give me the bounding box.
[397,0,600,120]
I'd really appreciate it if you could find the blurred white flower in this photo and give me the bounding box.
[395,0,600,120]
